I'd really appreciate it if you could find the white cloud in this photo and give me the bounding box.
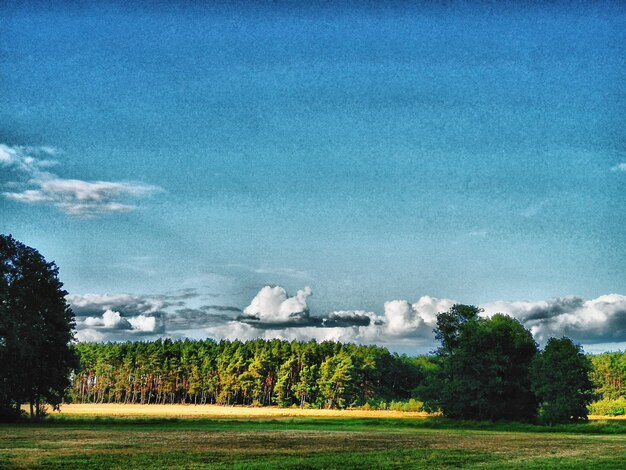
[230,289,626,349]
[205,320,435,351]
[228,287,450,345]
[67,293,165,315]
[84,309,130,329]
[412,295,456,325]
[70,293,165,338]
[80,309,156,334]
[4,176,160,217]
[0,144,58,172]
[4,189,53,203]
[383,300,424,336]
[102,310,126,328]
[252,267,312,279]
[468,229,489,237]
[1,144,161,217]
[70,286,626,353]
[39,178,156,200]
[75,328,104,343]
[242,286,312,324]
[0,145,13,163]
[611,163,626,172]
[481,294,626,344]
[127,315,157,332]
[83,317,99,327]
[69,293,136,308]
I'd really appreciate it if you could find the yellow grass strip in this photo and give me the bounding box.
[588,414,626,420]
[23,404,626,420]
[43,403,430,419]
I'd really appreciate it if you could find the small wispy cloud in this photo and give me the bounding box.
[521,200,546,218]
[0,144,57,172]
[1,144,161,217]
[225,263,312,280]
[468,229,488,237]
[611,163,626,172]
[252,267,312,278]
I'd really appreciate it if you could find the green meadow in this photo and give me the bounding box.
[2,414,626,469]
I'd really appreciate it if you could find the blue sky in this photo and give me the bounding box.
[1,1,625,352]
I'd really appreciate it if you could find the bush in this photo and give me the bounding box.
[355,399,387,410]
[352,399,425,412]
[388,399,424,412]
[0,406,26,423]
[588,398,626,416]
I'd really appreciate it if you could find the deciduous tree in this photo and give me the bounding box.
[0,234,77,420]
[428,305,538,421]
[531,337,594,424]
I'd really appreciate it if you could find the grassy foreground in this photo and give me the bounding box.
[2,406,626,469]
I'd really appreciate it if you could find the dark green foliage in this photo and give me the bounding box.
[411,355,443,412]
[531,337,594,424]
[0,234,77,420]
[71,339,421,408]
[434,304,482,355]
[424,305,538,421]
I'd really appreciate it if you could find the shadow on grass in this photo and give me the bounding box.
[4,414,625,435]
[34,448,497,470]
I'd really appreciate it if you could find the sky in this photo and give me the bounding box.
[1,1,625,353]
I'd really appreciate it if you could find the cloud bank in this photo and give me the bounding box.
[482,294,626,345]
[70,290,233,342]
[70,293,169,342]
[1,144,161,217]
[207,290,456,350]
[69,286,626,353]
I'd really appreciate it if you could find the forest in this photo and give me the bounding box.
[70,337,626,414]
[70,339,421,408]
[589,351,626,415]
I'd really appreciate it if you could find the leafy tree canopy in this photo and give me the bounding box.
[0,234,77,420]
[531,337,594,424]
[426,304,538,421]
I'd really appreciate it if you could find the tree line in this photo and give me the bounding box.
[2,234,624,423]
[415,305,595,424]
[68,310,626,423]
[70,339,421,408]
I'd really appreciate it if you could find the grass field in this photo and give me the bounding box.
[2,405,626,469]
